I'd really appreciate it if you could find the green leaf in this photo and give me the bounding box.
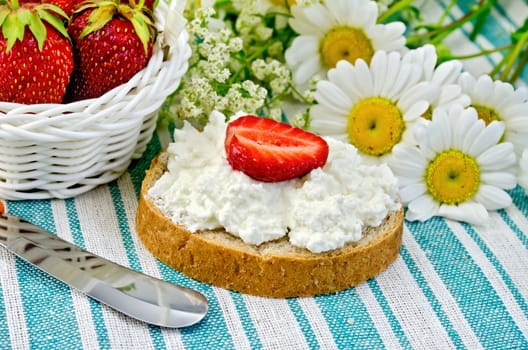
[0,7,10,27]
[3,12,23,52]
[28,11,46,50]
[511,18,528,43]
[37,8,69,39]
[80,6,114,38]
[131,12,151,53]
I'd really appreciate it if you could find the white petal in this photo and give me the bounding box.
[371,50,389,95]
[432,60,462,85]
[504,115,528,131]
[471,75,495,105]
[477,142,516,171]
[467,121,505,157]
[406,195,439,221]
[309,104,348,124]
[370,22,406,51]
[461,116,486,154]
[350,59,373,98]
[390,144,427,174]
[458,72,477,94]
[293,55,323,85]
[404,100,430,123]
[427,113,452,153]
[379,51,402,98]
[480,172,517,189]
[347,0,378,27]
[438,202,488,225]
[296,3,334,33]
[399,183,427,204]
[451,106,476,149]
[474,185,512,210]
[401,81,439,106]
[329,61,363,100]
[325,0,350,25]
[289,5,326,35]
[285,36,319,67]
[314,81,353,113]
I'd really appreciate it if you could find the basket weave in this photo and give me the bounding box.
[0,0,191,200]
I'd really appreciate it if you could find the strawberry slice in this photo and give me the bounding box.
[225,115,329,182]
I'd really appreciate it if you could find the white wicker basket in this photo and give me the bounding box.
[0,0,191,200]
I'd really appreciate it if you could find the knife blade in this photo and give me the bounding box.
[0,213,208,328]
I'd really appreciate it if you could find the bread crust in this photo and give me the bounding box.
[136,152,404,298]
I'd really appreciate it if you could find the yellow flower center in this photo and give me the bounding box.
[425,149,480,205]
[346,97,404,156]
[269,0,296,6]
[320,27,374,69]
[472,104,501,125]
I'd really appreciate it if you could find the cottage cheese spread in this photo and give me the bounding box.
[149,111,401,253]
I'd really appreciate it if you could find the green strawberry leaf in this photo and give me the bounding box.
[80,6,114,38]
[3,12,23,52]
[37,7,69,39]
[0,7,9,27]
[28,12,46,50]
[131,12,151,53]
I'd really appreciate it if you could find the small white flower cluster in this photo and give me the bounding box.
[169,5,269,128]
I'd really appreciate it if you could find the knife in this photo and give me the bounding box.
[0,213,208,328]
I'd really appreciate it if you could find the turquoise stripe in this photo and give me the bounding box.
[156,262,236,350]
[0,273,10,350]
[406,218,528,349]
[499,209,528,251]
[7,200,83,350]
[65,198,108,349]
[230,292,263,349]
[367,279,412,349]
[314,288,386,349]
[461,222,528,320]
[287,298,319,349]
[509,186,528,246]
[108,182,168,350]
[399,245,465,348]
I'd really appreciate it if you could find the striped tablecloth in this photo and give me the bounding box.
[1,1,527,349]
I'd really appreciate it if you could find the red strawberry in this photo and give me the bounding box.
[225,116,329,182]
[65,0,155,101]
[0,0,73,104]
[45,0,82,17]
[18,0,82,18]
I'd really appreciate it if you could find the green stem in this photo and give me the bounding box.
[377,0,415,23]
[500,30,528,81]
[444,43,512,60]
[436,0,458,26]
[406,0,487,46]
[288,82,312,105]
[507,46,528,83]
[489,50,511,77]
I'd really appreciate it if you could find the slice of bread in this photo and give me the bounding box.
[136,152,404,298]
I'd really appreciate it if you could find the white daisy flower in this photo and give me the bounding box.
[309,50,436,163]
[390,105,517,225]
[403,44,470,117]
[285,0,406,90]
[519,149,528,195]
[458,72,528,159]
